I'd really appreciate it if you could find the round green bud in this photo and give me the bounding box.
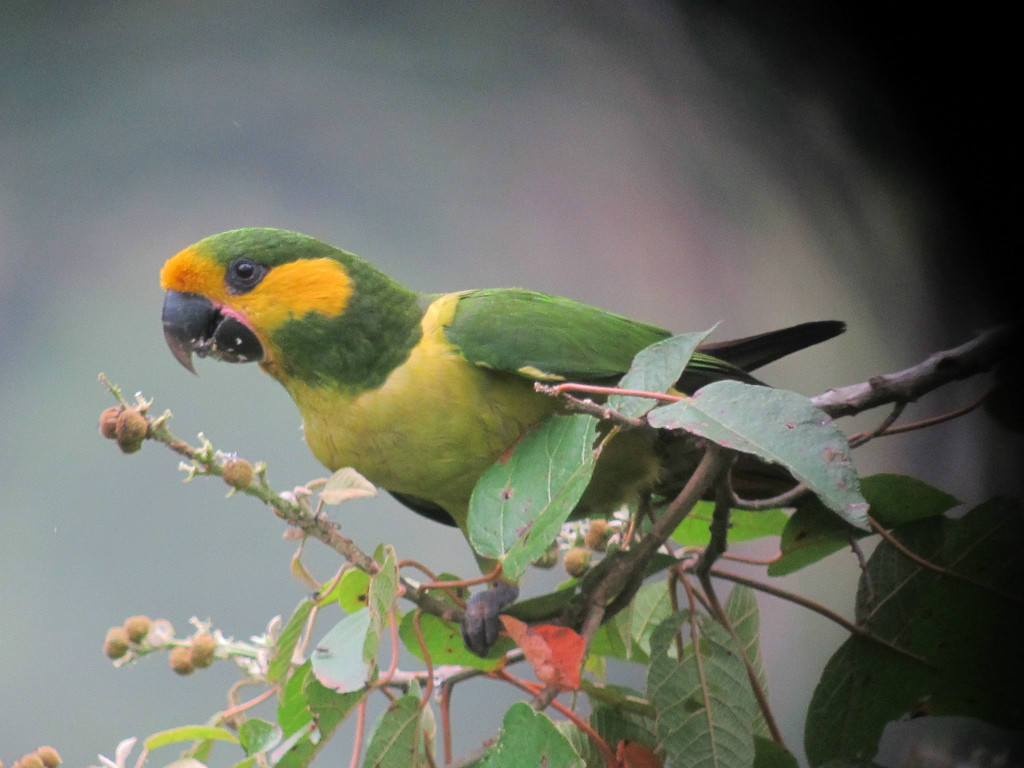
[222,458,254,489]
[563,547,592,578]
[169,645,195,676]
[104,626,131,659]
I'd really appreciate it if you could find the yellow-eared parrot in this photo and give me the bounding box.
[160,227,843,654]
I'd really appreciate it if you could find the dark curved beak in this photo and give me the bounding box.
[162,290,264,373]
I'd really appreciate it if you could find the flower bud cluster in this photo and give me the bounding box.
[8,747,60,768]
[99,406,149,453]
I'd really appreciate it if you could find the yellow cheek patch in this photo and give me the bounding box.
[236,258,353,330]
[161,247,353,331]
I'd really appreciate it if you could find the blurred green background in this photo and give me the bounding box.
[1,2,1018,765]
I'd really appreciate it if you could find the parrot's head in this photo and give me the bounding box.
[160,228,422,391]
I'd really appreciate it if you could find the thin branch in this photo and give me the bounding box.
[848,536,874,604]
[709,567,934,667]
[348,696,368,768]
[99,376,465,628]
[411,611,435,709]
[812,325,1016,418]
[866,387,990,436]
[572,443,729,644]
[730,482,810,511]
[848,402,907,449]
[440,679,454,766]
[534,383,649,428]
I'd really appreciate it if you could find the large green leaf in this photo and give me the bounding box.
[608,329,714,418]
[469,414,598,581]
[303,674,365,739]
[277,661,314,738]
[725,586,768,737]
[648,381,868,528]
[647,611,757,768]
[770,474,960,576]
[471,701,583,768]
[361,694,426,768]
[804,498,1024,764]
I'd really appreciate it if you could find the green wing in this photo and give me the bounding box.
[445,289,669,381]
[444,288,745,386]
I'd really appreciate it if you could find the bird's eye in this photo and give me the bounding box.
[226,257,268,293]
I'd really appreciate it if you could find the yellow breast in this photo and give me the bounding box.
[281,293,555,524]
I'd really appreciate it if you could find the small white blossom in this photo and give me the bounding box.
[145,619,175,649]
[98,737,137,768]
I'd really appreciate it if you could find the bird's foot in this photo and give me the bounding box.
[461,581,519,657]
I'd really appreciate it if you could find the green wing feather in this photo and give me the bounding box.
[444,290,846,391]
[444,289,670,381]
[443,289,754,387]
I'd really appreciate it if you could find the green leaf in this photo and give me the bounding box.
[268,598,315,683]
[361,694,425,768]
[805,498,1024,764]
[333,568,371,613]
[754,736,799,768]
[859,473,959,527]
[647,611,757,768]
[770,474,959,576]
[769,495,856,576]
[673,501,788,546]
[648,381,868,528]
[589,700,658,756]
[310,608,373,693]
[609,329,715,418]
[144,726,239,750]
[725,586,769,737]
[367,545,400,662]
[304,674,366,737]
[398,610,507,670]
[277,661,314,738]
[590,581,672,664]
[238,719,281,755]
[473,701,583,768]
[469,414,598,581]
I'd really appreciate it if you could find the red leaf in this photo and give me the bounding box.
[499,616,584,691]
[617,740,663,768]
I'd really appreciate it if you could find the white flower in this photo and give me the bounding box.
[98,737,137,768]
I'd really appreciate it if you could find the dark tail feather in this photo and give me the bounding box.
[698,320,845,372]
